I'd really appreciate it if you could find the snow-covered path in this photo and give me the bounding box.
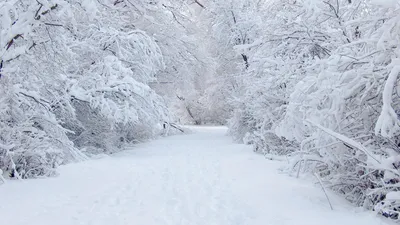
[0,127,387,225]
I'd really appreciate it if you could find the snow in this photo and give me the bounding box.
[386,191,400,200]
[375,63,400,138]
[370,0,397,7]
[306,119,381,164]
[0,126,388,225]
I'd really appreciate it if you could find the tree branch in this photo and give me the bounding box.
[194,0,205,8]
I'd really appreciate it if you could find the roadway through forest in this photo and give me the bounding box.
[0,127,387,225]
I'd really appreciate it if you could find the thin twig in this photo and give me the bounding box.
[314,172,334,210]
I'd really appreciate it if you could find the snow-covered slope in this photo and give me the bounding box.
[0,127,388,225]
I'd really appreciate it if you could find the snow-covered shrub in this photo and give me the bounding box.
[216,0,317,154]
[213,0,400,220]
[0,0,87,178]
[275,1,400,217]
[0,0,194,179]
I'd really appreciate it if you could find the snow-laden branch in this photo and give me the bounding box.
[306,119,381,164]
[375,63,400,138]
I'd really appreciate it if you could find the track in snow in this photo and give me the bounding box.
[0,126,387,225]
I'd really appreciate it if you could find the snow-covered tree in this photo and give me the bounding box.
[214,0,400,220]
[0,0,199,178]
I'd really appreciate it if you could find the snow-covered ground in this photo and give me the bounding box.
[0,126,389,225]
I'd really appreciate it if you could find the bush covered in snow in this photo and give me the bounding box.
[0,0,197,179]
[204,0,400,220]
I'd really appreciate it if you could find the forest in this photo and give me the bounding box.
[1,0,400,222]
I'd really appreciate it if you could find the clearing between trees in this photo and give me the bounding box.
[0,127,387,225]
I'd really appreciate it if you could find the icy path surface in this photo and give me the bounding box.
[0,127,388,225]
